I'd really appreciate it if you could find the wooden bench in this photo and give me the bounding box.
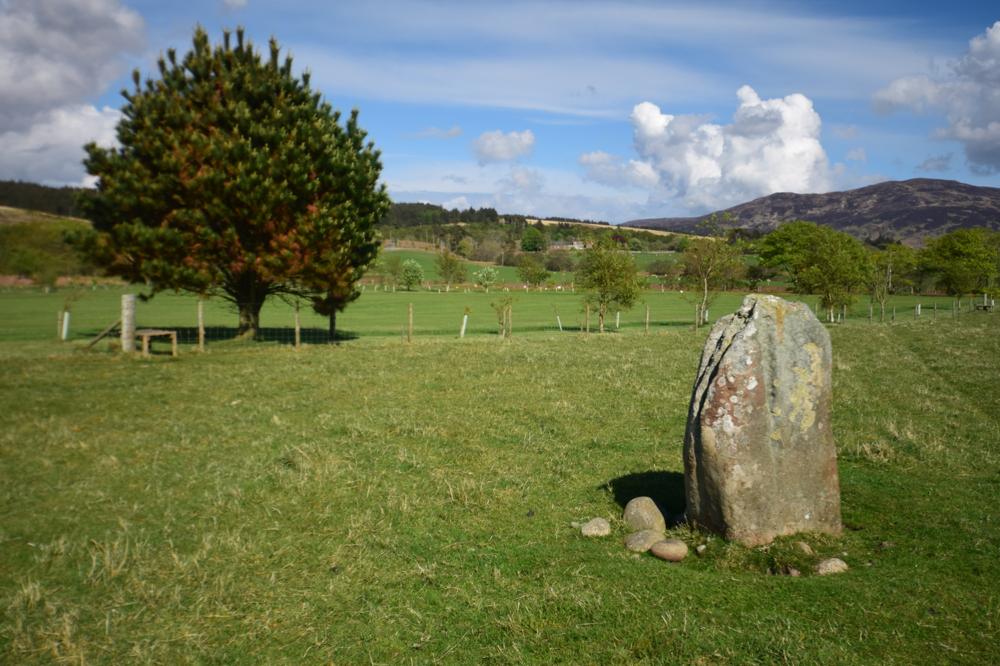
[974,303,995,312]
[136,328,178,357]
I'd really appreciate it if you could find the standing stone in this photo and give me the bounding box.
[683,295,842,546]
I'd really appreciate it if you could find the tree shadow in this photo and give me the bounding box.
[82,326,359,346]
[601,470,686,526]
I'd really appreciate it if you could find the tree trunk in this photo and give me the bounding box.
[701,277,710,326]
[879,301,886,323]
[328,310,337,343]
[598,305,606,333]
[233,273,268,339]
[237,299,265,338]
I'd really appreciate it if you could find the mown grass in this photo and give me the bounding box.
[1,301,998,663]
[0,283,961,345]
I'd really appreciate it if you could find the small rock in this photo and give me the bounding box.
[580,518,611,537]
[624,529,666,553]
[623,497,666,533]
[815,557,849,575]
[784,566,801,577]
[650,539,688,562]
[795,541,815,556]
[695,544,707,556]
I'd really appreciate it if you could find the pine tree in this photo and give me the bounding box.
[78,27,390,338]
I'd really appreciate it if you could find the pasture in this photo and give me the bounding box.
[1,286,998,663]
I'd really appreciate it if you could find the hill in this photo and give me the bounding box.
[623,178,1000,244]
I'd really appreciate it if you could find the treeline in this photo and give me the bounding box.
[0,180,84,217]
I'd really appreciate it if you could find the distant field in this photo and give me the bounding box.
[0,284,963,346]
[0,306,997,662]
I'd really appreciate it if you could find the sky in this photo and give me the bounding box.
[1,0,998,223]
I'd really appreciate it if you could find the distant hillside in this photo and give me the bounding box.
[623,179,1000,244]
[0,180,84,217]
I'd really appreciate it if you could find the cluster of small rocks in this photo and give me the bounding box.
[579,497,689,563]
[578,497,849,575]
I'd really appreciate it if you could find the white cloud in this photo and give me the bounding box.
[0,0,143,132]
[0,105,120,186]
[0,0,142,184]
[620,85,831,211]
[874,21,1000,173]
[579,151,658,188]
[222,0,248,9]
[412,125,462,139]
[472,129,534,164]
[846,147,867,162]
[442,195,470,210]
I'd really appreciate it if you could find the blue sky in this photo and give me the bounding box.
[1,1,998,222]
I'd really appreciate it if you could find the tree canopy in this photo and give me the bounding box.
[759,221,868,319]
[78,27,390,338]
[920,228,997,297]
[575,238,642,332]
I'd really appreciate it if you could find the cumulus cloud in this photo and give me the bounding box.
[579,151,659,188]
[874,21,1000,173]
[617,85,831,211]
[0,0,143,184]
[0,105,120,185]
[472,129,534,164]
[443,195,470,210]
[916,153,953,172]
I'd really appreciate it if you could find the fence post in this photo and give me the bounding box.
[121,294,136,353]
[645,304,650,334]
[197,298,206,351]
[615,311,620,330]
[294,301,301,349]
[407,303,413,343]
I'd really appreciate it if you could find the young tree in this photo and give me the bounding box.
[474,266,498,292]
[544,249,576,272]
[381,253,404,288]
[575,237,643,332]
[681,236,745,326]
[435,250,466,290]
[400,259,424,290]
[920,228,997,299]
[517,254,550,287]
[76,27,389,338]
[868,244,917,322]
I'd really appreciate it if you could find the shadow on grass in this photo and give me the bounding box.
[602,470,686,525]
[80,326,359,346]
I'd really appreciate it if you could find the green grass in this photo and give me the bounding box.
[0,283,964,346]
[1,289,998,662]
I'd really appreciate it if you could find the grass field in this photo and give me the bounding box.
[1,287,998,663]
[0,283,964,346]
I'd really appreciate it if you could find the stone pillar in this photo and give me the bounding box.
[683,295,841,546]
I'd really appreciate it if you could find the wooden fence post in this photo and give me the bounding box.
[121,294,136,353]
[197,298,206,351]
[294,301,301,349]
